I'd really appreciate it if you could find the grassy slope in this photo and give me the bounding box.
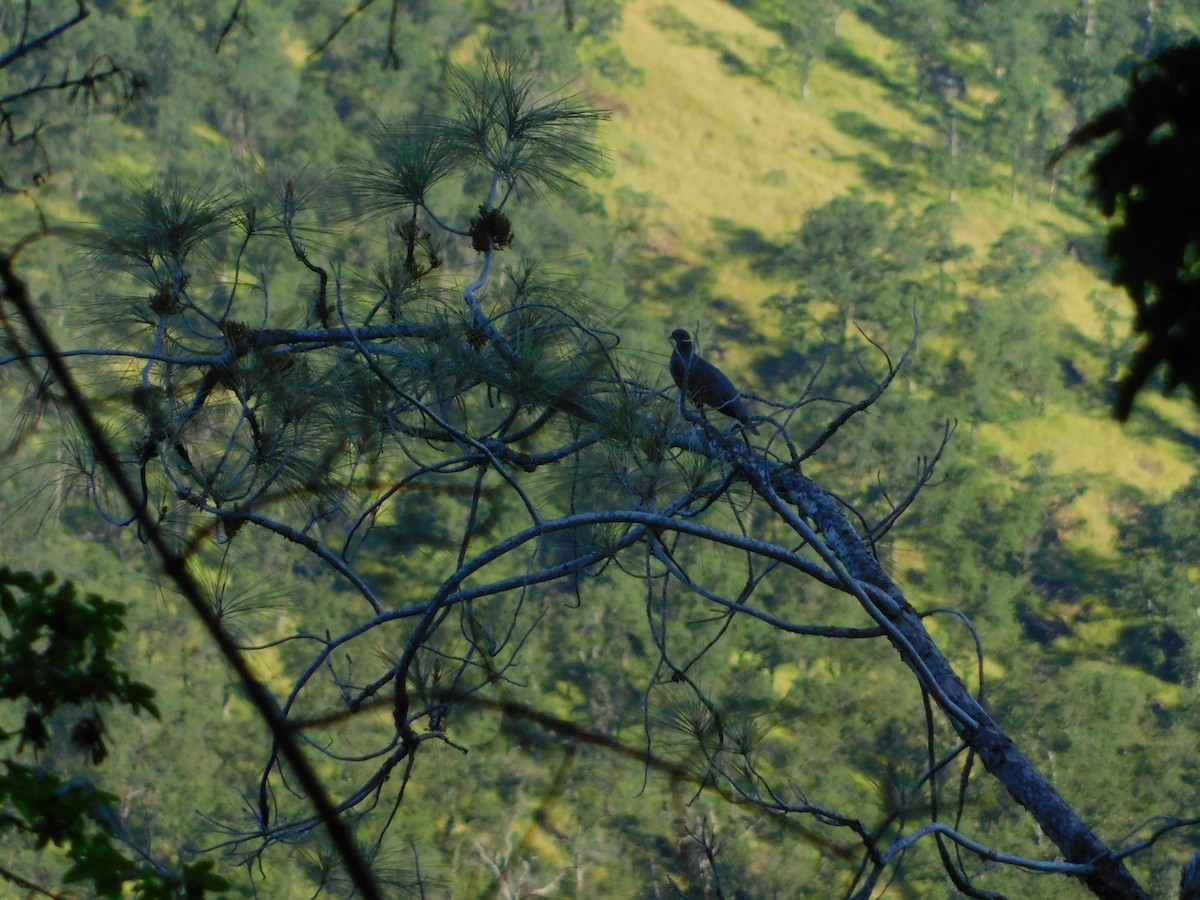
[585,0,1198,554]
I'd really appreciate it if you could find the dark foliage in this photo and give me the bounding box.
[0,567,228,898]
[1055,40,1200,419]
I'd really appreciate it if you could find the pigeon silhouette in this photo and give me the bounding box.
[669,329,758,433]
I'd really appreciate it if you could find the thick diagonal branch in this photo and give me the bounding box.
[722,442,1147,899]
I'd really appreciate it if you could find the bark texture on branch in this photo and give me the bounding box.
[759,451,1148,899]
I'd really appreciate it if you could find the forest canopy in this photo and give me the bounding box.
[2,1,1200,898]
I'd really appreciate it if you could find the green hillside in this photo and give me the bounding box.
[594,0,1194,483]
[3,0,1200,897]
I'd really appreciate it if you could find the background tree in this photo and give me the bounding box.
[759,0,846,101]
[771,193,967,375]
[0,1,141,188]
[0,567,230,898]
[974,0,1064,204]
[947,226,1063,416]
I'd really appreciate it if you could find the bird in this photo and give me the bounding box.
[668,328,758,433]
[1182,851,1200,900]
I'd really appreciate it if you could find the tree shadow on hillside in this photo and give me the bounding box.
[704,293,756,345]
[707,217,837,390]
[1112,384,1200,453]
[1032,520,1200,681]
[831,111,926,194]
[647,6,763,81]
[824,40,908,96]
[1059,322,1200,452]
[977,504,1129,672]
[844,151,924,194]
[751,345,815,392]
[713,218,792,275]
[1051,228,1112,278]
[623,245,716,304]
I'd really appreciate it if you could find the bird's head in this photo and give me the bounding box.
[669,328,692,349]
